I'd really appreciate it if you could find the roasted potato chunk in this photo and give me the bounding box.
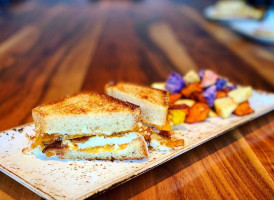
[234,101,254,116]
[169,93,182,104]
[181,83,202,98]
[185,102,210,123]
[214,97,237,118]
[228,86,252,104]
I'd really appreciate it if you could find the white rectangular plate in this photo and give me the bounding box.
[0,90,273,200]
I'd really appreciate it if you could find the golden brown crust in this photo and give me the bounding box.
[105,82,169,107]
[32,92,141,117]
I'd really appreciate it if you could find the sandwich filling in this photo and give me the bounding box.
[138,123,184,151]
[149,132,184,151]
[30,132,141,157]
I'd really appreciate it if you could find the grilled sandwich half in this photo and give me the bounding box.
[30,92,148,160]
[105,82,184,151]
[105,82,169,128]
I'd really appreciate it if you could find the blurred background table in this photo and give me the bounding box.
[0,0,273,199]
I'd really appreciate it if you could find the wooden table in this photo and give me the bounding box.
[0,0,273,199]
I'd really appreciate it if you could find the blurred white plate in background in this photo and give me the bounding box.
[230,20,274,45]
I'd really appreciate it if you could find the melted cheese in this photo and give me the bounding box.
[30,133,61,149]
[145,114,173,131]
[150,133,184,151]
[45,151,55,157]
[79,143,129,153]
[154,114,173,131]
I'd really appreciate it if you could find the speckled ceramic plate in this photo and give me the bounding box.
[0,90,274,200]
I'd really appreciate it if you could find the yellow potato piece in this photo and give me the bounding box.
[228,86,252,104]
[183,70,200,84]
[169,109,186,125]
[214,97,237,119]
[208,109,218,118]
[174,99,195,107]
[150,82,166,90]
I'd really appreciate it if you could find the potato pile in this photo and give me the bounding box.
[151,70,254,125]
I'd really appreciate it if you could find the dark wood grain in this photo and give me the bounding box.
[0,0,273,199]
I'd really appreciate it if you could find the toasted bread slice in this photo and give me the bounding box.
[60,136,148,160]
[105,82,169,126]
[32,92,142,135]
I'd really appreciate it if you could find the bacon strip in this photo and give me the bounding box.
[42,140,68,156]
[70,136,90,144]
[158,130,173,139]
[42,136,62,146]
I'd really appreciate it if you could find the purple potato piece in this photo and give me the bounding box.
[215,79,227,90]
[202,85,216,107]
[165,72,186,93]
